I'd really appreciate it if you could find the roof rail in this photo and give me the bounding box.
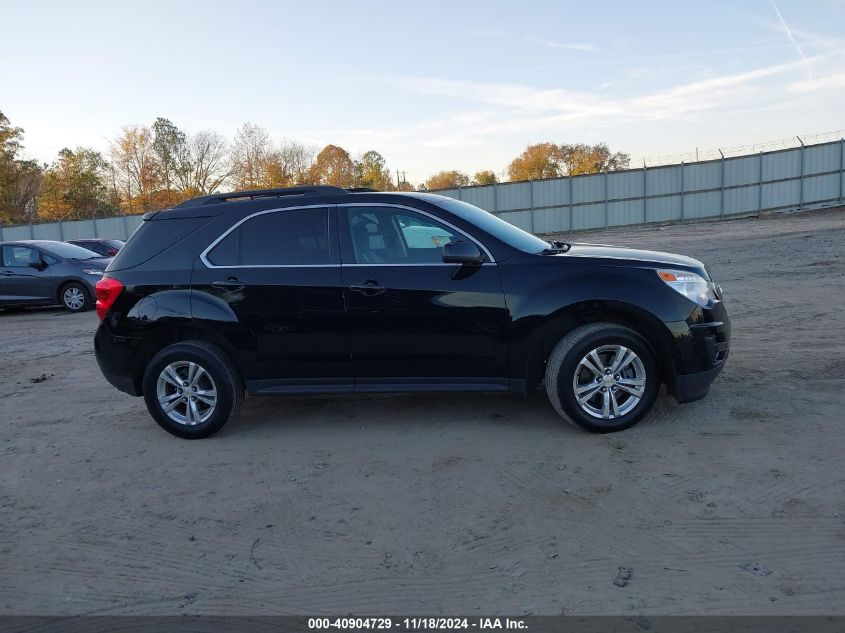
[174,186,349,208]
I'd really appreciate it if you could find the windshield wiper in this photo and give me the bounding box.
[541,239,571,254]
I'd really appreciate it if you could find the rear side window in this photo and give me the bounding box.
[110,217,210,271]
[206,208,330,266]
[3,245,39,267]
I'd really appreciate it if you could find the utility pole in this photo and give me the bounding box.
[396,170,400,189]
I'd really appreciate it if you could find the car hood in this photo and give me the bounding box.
[561,242,706,272]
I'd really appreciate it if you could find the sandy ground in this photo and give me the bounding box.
[1,208,844,616]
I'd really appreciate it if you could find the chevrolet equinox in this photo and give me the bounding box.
[94,186,730,438]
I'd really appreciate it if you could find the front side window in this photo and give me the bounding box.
[345,207,462,264]
[3,246,41,268]
[207,207,330,266]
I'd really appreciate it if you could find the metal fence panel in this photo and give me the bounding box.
[608,199,644,226]
[763,148,801,181]
[573,203,606,230]
[94,216,128,238]
[533,179,570,207]
[762,179,801,209]
[497,182,531,211]
[724,186,760,215]
[646,165,682,196]
[61,219,97,240]
[607,170,644,200]
[802,173,839,203]
[32,223,62,240]
[804,142,840,175]
[533,206,570,233]
[684,161,721,191]
[683,191,721,219]
[724,154,761,187]
[461,186,495,210]
[646,195,681,223]
[572,174,604,204]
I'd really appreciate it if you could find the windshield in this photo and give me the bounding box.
[433,197,550,254]
[40,242,102,259]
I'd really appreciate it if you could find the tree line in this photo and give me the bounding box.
[0,110,630,225]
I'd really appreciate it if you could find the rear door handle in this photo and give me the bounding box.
[212,278,246,292]
[349,280,386,296]
[1,271,14,276]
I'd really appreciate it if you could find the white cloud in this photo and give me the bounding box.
[769,0,813,77]
[395,57,813,125]
[787,72,845,92]
[526,36,597,52]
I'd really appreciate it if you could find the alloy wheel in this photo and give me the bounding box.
[155,361,218,426]
[572,345,646,420]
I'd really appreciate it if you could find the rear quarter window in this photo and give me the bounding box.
[109,217,210,271]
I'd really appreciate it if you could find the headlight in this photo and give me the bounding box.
[657,269,717,307]
[82,269,104,276]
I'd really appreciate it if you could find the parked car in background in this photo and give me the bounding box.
[66,238,125,257]
[93,186,730,439]
[0,240,110,312]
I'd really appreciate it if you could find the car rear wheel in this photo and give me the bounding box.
[60,282,92,312]
[143,341,244,439]
[545,323,659,433]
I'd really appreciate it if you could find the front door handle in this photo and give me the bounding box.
[349,280,386,296]
[212,278,246,292]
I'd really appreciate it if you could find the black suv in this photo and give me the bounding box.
[94,186,730,438]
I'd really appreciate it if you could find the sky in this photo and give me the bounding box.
[2,0,844,184]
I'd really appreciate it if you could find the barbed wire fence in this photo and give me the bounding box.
[631,129,845,167]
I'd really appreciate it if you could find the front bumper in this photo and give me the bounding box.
[673,362,724,403]
[666,300,731,403]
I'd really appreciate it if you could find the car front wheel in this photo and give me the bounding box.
[545,323,659,433]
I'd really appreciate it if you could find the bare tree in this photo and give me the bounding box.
[230,122,271,190]
[175,131,230,195]
[266,139,316,187]
[110,125,159,212]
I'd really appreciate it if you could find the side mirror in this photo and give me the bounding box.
[29,260,47,270]
[442,240,484,265]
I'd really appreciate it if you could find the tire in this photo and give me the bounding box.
[545,323,659,433]
[142,340,244,439]
[60,282,92,312]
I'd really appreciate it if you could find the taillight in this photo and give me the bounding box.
[95,277,124,320]
[107,248,118,256]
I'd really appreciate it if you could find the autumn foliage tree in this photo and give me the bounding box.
[508,142,630,181]
[307,144,357,188]
[0,110,42,223]
[355,150,393,191]
[424,170,470,190]
[38,147,115,220]
[472,170,498,185]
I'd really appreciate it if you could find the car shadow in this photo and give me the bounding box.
[227,390,570,437]
[0,305,69,317]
